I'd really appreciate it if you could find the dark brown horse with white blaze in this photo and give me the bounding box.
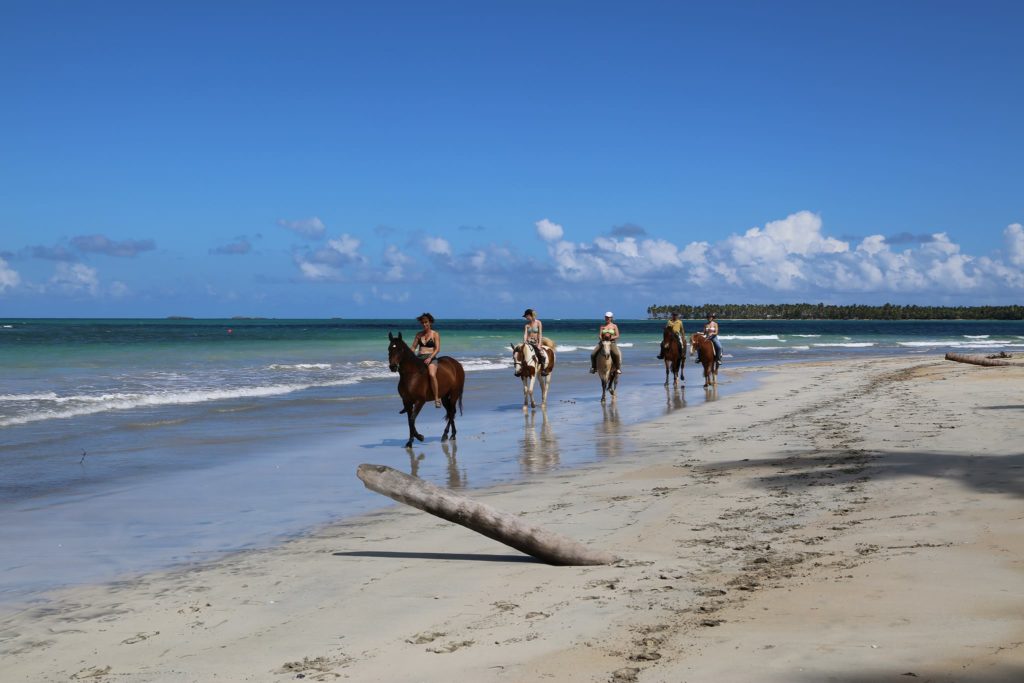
[689,332,719,388]
[387,332,465,448]
[511,340,556,411]
[661,328,685,386]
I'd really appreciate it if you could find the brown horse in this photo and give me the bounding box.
[661,327,685,386]
[689,332,719,388]
[387,332,465,448]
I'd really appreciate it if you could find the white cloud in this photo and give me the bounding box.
[424,236,452,257]
[298,261,340,281]
[1005,223,1024,266]
[535,218,564,242]
[50,262,99,295]
[326,233,364,261]
[0,257,20,292]
[382,244,411,281]
[278,216,326,239]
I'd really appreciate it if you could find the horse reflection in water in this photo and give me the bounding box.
[442,441,466,489]
[598,401,623,460]
[519,408,560,474]
[407,450,426,477]
[664,383,686,414]
[406,441,466,488]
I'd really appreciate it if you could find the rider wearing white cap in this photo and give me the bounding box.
[590,311,623,375]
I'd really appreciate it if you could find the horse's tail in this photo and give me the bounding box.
[458,392,463,416]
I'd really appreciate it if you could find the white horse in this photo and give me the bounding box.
[595,339,618,403]
[511,339,555,411]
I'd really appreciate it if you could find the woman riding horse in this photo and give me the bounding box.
[522,308,546,374]
[589,312,622,375]
[703,312,723,365]
[412,312,443,407]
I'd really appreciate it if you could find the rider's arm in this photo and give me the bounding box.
[430,332,440,359]
[610,324,620,341]
[524,324,529,343]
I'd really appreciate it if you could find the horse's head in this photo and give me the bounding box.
[387,331,405,372]
[511,343,534,377]
[689,333,702,356]
[599,339,613,357]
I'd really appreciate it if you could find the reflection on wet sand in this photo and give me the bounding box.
[407,450,425,477]
[704,384,719,402]
[598,401,623,459]
[519,408,561,474]
[441,441,465,489]
[664,384,686,414]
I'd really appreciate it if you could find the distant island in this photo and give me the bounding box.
[647,303,1024,320]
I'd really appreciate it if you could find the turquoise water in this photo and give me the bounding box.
[1,317,1023,606]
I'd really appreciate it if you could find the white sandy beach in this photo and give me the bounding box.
[2,355,1023,682]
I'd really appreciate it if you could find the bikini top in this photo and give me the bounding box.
[418,334,436,348]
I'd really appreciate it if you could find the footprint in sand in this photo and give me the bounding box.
[120,631,159,645]
[426,640,474,654]
[405,631,446,644]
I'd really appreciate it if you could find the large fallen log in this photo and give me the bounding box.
[944,352,1012,367]
[356,463,617,566]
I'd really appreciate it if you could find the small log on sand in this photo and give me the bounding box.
[944,352,1012,367]
[356,464,617,566]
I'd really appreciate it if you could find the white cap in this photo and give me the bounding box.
[604,311,614,318]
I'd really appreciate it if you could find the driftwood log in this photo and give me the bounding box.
[356,464,617,566]
[944,352,1012,367]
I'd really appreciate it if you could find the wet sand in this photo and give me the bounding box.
[2,355,1023,682]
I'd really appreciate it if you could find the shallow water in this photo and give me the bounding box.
[2,317,1022,607]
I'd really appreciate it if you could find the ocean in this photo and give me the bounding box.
[2,317,1023,607]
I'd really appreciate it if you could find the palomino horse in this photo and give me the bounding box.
[661,327,685,386]
[387,332,465,448]
[511,339,556,410]
[689,332,719,388]
[595,339,618,403]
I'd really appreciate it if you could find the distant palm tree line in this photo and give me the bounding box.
[646,303,1024,320]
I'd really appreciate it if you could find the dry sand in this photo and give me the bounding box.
[2,355,1022,682]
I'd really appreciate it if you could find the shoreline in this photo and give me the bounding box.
[2,355,1023,681]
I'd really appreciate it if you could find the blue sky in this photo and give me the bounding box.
[1,1,1022,318]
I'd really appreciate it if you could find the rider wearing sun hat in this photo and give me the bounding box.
[590,311,622,375]
[522,308,546,373]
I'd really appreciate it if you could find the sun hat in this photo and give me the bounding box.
[604,311,614,318]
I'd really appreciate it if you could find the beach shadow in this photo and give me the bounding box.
[333,550,542,564]
[979,404,1024,410]
[787,666,1024,683]
[706,449,1024,499]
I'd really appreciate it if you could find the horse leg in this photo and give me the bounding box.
[540,373,549,407]
[404,402,417,448]
[521,376,529,411]
[664,359,670,386]
[528,374,537,410]
[408,402,426,446]
[442,394,458,441]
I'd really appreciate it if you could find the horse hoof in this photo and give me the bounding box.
[404,441,413,449]
[441,436,449,442]
[415,433,424,442]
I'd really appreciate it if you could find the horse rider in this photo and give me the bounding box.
[704,312,723,364]
[412,312,443,407]
[657,311,685,360]
[590,311,623,375]
[522,308,547,373]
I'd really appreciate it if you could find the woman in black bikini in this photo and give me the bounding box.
[412,313,443,407]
